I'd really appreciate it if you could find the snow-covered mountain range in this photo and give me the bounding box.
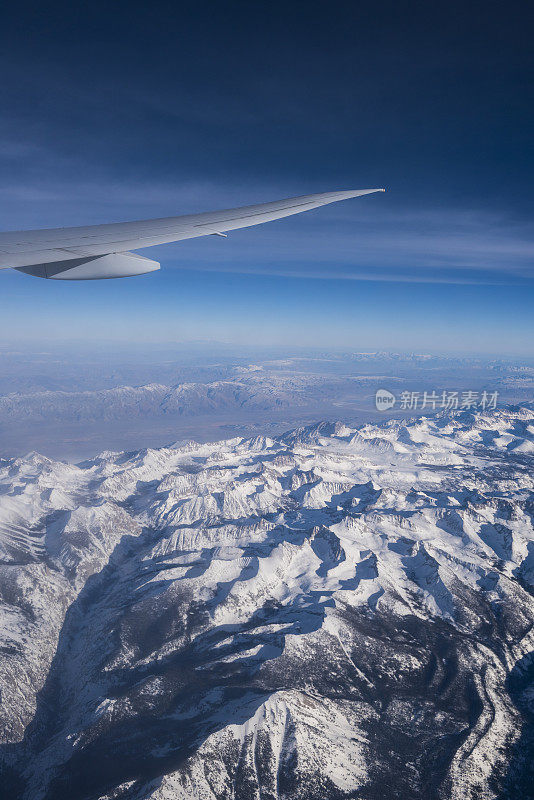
[0,405,533,799]
[0,373,392,422]
[1,347,531,461]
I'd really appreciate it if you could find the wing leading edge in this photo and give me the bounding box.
[0,188,384,280]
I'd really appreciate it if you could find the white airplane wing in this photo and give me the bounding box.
[0,188,384,280]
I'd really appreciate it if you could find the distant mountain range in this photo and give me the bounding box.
[0,348,532,461]
[0,405,533,799]
[0,374,395,423]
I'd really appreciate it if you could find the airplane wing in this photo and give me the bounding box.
[0,188,384,280]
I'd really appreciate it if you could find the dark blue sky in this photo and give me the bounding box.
[1,0,533,353]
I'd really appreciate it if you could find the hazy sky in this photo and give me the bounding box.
[0,0,533,354]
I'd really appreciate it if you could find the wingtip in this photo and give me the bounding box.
[348,187,386,195]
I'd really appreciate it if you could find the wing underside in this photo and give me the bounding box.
[0,188,384,279]
[16,252,160,280]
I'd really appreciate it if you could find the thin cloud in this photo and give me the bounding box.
[171,263,520,286]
